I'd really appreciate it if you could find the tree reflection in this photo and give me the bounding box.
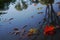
[22,2,28,9]
[15,0,28,11]
[0,0,16,10]
[0,12,7,16]
[15,2,23,11]
[30,0,39,3]
[37,0,60,25]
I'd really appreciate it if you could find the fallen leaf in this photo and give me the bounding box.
[13,28,19,31]
[3,18,14,22]
[23,25,27,29]
[37,7,43,10]
[38,12,44,14]
[8,18,14,21]
[57,12,60,16]
[44,25,55,35]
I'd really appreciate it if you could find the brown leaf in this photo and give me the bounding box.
[57,12,60,16]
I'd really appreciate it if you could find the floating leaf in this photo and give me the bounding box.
[29,28,37,34]
[44,25,55,35]
[37,7,43,10]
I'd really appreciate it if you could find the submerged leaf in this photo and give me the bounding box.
[38,21,41,24]
[9,18,14,21]
[38,12,44,14]
[57,12,60,16]
[56,2,60,9]
[31,16,34,18]
[56,2,60,4]
[23,25,27,29]
[43,18,46,22]
[13,28,19,31]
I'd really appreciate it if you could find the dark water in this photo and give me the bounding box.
[0,0,60,40]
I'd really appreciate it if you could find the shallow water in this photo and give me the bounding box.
[0,0,60,40]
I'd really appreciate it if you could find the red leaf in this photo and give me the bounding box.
[44,25,55,35]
